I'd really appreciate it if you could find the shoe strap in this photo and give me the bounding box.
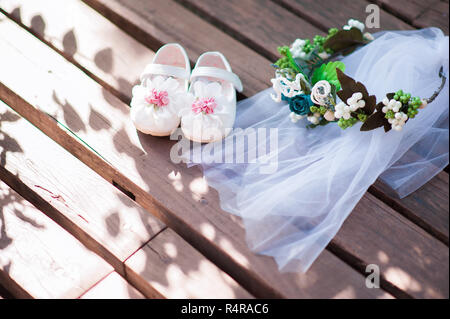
[191,67,243,92]
[140,63,190,81]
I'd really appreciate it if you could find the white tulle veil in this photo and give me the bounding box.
[180,28,449,272]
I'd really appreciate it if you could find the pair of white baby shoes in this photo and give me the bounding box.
[130,43,243,143]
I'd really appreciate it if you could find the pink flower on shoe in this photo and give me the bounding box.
[145,89,170,107]
[192,97,218,114]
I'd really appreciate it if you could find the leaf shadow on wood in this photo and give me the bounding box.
[52,90,86,133]
[0,110,44,256]
[62,29,78,58]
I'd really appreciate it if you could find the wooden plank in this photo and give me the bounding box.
[5,0,444,256]
[0,92,250,299]
[0,9,389,299]
[84,0,448,298]
[125,228,253,299]
[373,0,440,22]
[371,173,449,245]
[0,95,166,271]
[336,193,449,298]
[0,178,112,298]
[80,271,144,299]
[177,0,323,60]
[0,282,13,299]
[413,1,449,34]
[275,0,413,31]
[82,0,272,97]
[0,0,153,104]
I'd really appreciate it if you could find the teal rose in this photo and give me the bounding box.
[282,94,314,115]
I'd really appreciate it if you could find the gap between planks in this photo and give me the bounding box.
[0,99,252,299]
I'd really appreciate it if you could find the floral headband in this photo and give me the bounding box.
[271,19,447,132]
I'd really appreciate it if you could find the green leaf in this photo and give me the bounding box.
[311,61,346,90]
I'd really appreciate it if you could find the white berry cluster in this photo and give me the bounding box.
[289,112,305,123]
[388,112,408,131]
[381,98,401,113]
[290,39,308,59]
[381,98,409,131]
[307,112,321,125]
[343,19,365,32]
[334,92,366,119]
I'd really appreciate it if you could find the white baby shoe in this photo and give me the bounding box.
[130,43,190,136]
[180,52,243,143]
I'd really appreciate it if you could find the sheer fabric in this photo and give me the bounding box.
[183,28,449,272]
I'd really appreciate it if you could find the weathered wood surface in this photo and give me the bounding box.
[0,9,389,299]
[337,194,449,298]
[0,78,249,299]
[83,0,272,98]
[0,0,447,299]
[80,272,145,299]
[3,0,445,261]
[0,175,113,298]
[275,0,413,31]
[125,228,253,299]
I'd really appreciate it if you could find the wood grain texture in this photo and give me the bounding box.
[97,0,448,297]
[0,91,166,270]
[82,0,272,97]
[0,92,249,299]
[0,11,388,299]
[372,173,449,245]
[337,193,449,298]
[269,0,413,31]
[177,0,323,60]
[0,0,153,104]
[125,228,253,299]
[4,0,446,251]
[0,177,113,298]
[80,271,144,299]
[413,1,449,34]
[373,0,441,22]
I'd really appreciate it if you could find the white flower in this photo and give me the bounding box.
[180,81,229,142]
[382,98,409,131]
[381,98,402,113]
[307,112,321,125]
[419,98,428,109]
[343,19,365,32]
[289,112,305,123]
[130,76,184,134]
[364,32,375,41]
[335,102,351,120]
[318,51,331,60]
[271,73,307,102]
[388,112,408,131]
[334,92,365,119]
[290,38,308,59]
[311,80,331,106]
